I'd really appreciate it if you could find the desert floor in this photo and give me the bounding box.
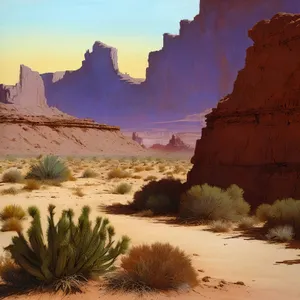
[0,155,299,300]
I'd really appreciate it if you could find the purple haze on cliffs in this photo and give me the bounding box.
[42,0,300,129]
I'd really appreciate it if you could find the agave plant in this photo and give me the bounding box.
[3,205,130,293]
[25,155,70,181]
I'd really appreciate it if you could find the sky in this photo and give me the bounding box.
[0,0,199,84]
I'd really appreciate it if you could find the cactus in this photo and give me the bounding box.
[2,204,130,293]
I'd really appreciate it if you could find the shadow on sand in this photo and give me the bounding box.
[99,203,300,265]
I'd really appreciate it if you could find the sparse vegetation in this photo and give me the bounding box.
[209,220,233,232]
[144,175,157,182]
[113,183,132,195]
[0,205,130,294]
[82,168,98,178]
[1,187,19,195]
[2,169,23,183]
[266,225,294,242]
[131,178,184,215]
[237,216,257,230]
[0,205,26,221]
[23,179,41,191]
[73,187,85,197]
[134,166,145,173]
[26,155,70,182]
[108,168,131,179]
[105,243,198,293]
[257,198,300,239]
[179,184,250,222]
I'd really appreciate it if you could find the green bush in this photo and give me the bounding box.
[26,155,70,182]
[255,204,272,222]
[113,183,132,195]
[259,198,300,239]
[179,184,250,222]
[2,169,23,183]
[1,205,129,293]
[131,178,184,215]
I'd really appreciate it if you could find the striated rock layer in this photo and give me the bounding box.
[187,13,300,207]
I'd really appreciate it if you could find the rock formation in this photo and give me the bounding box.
[40,0,300,130]
[187,13,300,207]
[132,132,144,146]
[0,65,47,108]
[0,65,145,156]
[151,134,193,152]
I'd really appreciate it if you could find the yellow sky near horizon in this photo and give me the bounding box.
[0,35,162,85]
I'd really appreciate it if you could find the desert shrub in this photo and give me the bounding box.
[173,165,185,174]
[2,169,23,183]
[260,198,300,239]
[105,242,198,292]
[158,165,166,173]
[113,183,132,195]
[209,220,233,232]
[237,216,257,230]
[73,187,84,197]
[144,175,157,182]
[179,184,250,222]
[1,205,129,293]
[108,168,131,179]
[255,204,272,222]
[82,168,98,178]
[1,187,19,195]
[0,205,26,221]
[266,225,294,242]
[145,166,154,171]
[131,178,185,215]
[132,175,142,180]
[134,166,145,172]
[26,155,70,182]
[23,179,41,191]
[145,195,172,214]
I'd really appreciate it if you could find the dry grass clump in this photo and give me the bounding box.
[108,168,131,179]
[113,183,132,195]
[144,175,157,182]
[144,166,154,171]
[266,225,294,242]
[1,187,20,195]
[132,175,142,180]
[158,165,166,173]
[237,216,257,230]
[134,166,145,173]
[255,204,272,222]
[256,198,300,239]
[0,205,27,221]
[81,168,98,178]
[209,220,233,232]
[23,179,41,191]
[2,169,23,183]
[73,187,85,197]
[105,243,198,293]
[179,184,250,222]
[173,165,185,174]
[1,217,23,233]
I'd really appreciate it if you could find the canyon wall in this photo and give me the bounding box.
[187,13,300,207]
[40,0,300,129]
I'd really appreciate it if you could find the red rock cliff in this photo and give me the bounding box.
[187,13,300,207]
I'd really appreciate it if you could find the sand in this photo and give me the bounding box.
[0,156,299,300]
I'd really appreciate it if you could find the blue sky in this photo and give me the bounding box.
[0,0,199,83]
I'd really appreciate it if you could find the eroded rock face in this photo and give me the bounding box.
[187,13,300,207]
[40,0,300,129]
[150,134,193,152]
[0,65,47,107]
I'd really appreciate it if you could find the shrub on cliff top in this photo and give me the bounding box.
[131,178,185,215]
[105,242,198,293]
[26,155,70,182]
[0,205,130,294]
[179,184,250,222]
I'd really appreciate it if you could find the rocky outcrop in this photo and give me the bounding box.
[151,134,193,152]
[0,103,145,156]
[132,132,143,145]
[187,13,300,207]
[0,65,47,107]
[40,0,300,130]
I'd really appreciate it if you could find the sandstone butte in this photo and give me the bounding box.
[187,13,300,208]
[0,66,145,156]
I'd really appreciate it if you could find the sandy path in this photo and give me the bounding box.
[0,179,299,300]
